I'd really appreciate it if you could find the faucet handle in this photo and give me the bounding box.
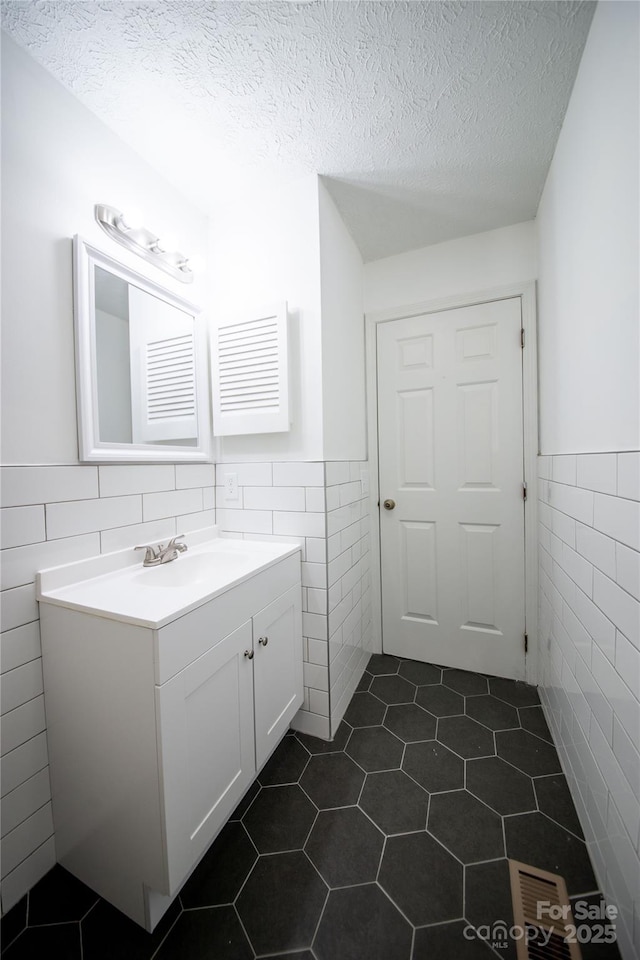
[168,534,188,552]
[135,543,161,562]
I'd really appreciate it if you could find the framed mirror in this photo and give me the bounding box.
[73,237,211,462]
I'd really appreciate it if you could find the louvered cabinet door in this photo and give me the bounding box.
[212,303,290,435]
[128,285,199,442]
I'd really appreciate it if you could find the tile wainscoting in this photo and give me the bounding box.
[0,458,374,914]
[537,452,639,960]
[216,461,374,740]
[0,463,216,913]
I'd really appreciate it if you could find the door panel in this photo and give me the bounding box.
[253,585,303,770]
[377,298,526,680]
[156,620,255,893]
[401,521,437,622]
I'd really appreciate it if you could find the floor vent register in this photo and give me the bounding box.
[509,859,582,960]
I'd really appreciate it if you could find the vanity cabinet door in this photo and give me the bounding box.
[253,585,303,770]
[156,619,255,893]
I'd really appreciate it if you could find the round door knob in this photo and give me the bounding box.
[244,649,254,659]
[258,636,269,646]
[383,499,396,511]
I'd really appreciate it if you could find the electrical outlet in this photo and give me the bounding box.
[223,472,238,500]
[360,469,369,497]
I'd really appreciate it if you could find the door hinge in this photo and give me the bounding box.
[522,482,528,501]
[520,327,525,348]
[524,633,529,654]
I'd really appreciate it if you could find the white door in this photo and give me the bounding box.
[377,298,526,680]
[253,585,303,770]
[156,620,255,893]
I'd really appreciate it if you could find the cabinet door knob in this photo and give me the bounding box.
[244,649,254,659]
[258,636,269,647]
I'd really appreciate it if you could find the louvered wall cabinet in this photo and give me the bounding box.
[212,302,290,435]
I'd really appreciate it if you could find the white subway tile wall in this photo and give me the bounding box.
[216,461,373,741]
[0,463,216,912]
[538,452,640,960]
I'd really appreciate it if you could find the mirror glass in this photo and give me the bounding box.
[74,237,211,462]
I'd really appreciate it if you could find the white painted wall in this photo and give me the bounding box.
[210,175,324,463]
[536,1,639,455]
[318,180,366,461]
[535,5,640,960]
[363,221,537,315]
[210,176,366,463]
[0,34,210,465]
[0,35,213,913]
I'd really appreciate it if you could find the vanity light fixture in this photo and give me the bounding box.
[94,204,193,284]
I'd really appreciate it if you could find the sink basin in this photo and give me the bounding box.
[37,530,302,628]
[135,551,253,588]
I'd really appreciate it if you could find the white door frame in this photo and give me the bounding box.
[365,281,540,686]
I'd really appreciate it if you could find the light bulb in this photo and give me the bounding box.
[119,207,144,232]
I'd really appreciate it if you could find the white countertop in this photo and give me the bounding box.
[37,528,301,628]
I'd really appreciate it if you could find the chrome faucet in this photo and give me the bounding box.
[135,535,188,566]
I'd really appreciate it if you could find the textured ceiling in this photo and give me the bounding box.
[1,1,595,261]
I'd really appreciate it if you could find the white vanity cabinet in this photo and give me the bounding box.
[157,584,303,901]
[38,546,302,932]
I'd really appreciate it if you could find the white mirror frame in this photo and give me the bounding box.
[73,236,211,463]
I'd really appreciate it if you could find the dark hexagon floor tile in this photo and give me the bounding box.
[403,741,464,793]
[466,756,536,816]
[305,806,384,887]
[442,669,489,697]
[465,859,516,960]
[383,703,437,742]
[355,670,373,692]
[3,924,81,960]
[412,921,498,959]
[314,883,412,960]
[0,895,26,953]
[496,729,561,777]
[296,720,351,755]
[366,653,401,675]
[264,953,315,960]
[504,812,596,895]
[534,774,584,837]
[81,896,181,960]
[437,716,495,759]
[370,674,416,705]
[265,954,315,960]
[398,660,442,685]
[345,726,404,772]
[359,770,429,835]
[180,821,257,907]
[28,864,99,924]
[415,684,464,717]
[300,752,364,809]
[489,676,540,707]
[465,695,520,731]
[154,906,252,960]
[243,784,317,853]
[519,705,553,742]
[428,790,504,863]
[379,832,463,926]
[259,734,310,785]
[229,779,261,820]
[237,852,327,956]
[343,691,387,727]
